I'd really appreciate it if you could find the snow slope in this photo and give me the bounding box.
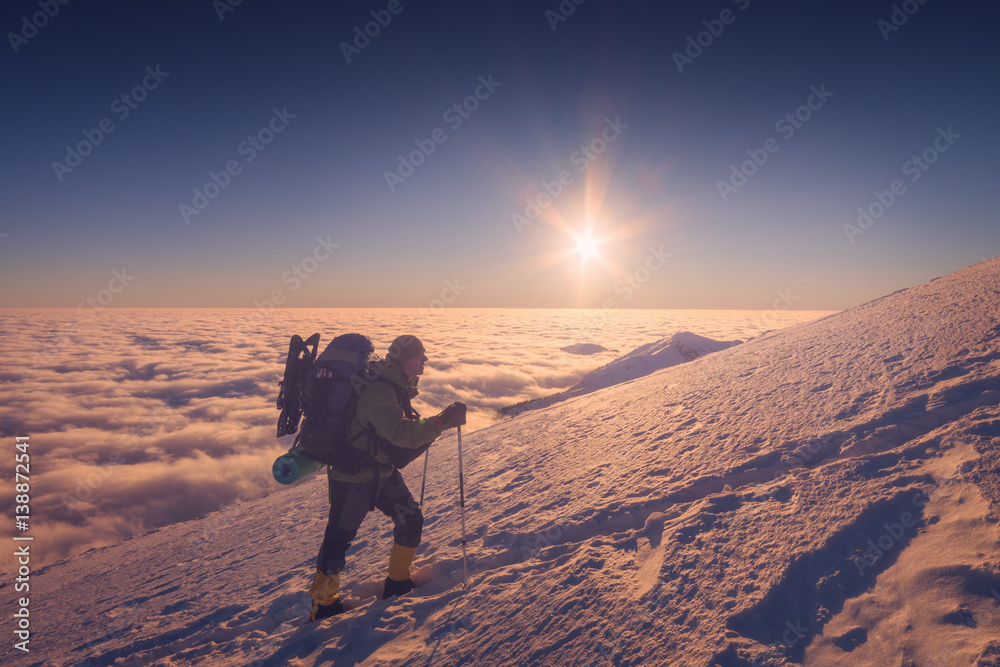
[502,332,742,417]
[6,259,1000,666]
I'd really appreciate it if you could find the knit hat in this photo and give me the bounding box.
[389,335,425,364]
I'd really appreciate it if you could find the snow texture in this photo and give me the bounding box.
[6,258,1000,666]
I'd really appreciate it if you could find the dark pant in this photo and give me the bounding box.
[316,469,423,575]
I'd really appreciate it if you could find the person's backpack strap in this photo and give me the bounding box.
[375,376,419,415]
[365,376,427,470]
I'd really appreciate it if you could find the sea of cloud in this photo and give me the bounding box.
[0,307,829,566]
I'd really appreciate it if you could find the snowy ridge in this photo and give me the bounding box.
[7,259,1000,666]
[501,331,742,417]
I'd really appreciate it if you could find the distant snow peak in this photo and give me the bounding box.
[621,331,742,365]
[503,332,741,416]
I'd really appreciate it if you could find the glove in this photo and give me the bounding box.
[435,402,467,430]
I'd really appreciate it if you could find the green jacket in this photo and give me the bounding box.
[328,359,444,483]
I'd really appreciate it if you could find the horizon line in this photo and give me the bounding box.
[0,305,843,312]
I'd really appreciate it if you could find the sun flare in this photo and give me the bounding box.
[572,233,602,261]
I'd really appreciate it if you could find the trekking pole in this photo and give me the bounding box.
[457,425,469,588]
[419,449,430,507]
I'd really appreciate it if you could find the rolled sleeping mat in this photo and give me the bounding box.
[272,449,324,485]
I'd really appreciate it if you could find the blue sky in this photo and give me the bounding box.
[2,0,997,310]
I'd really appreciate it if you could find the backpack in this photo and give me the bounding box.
[297,333,375,470]
[276,332,429,473]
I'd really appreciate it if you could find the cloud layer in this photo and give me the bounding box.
[0,307,827,566]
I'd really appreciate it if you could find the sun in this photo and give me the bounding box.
[572,233,602,261]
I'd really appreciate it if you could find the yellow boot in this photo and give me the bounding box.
[383,543,417,598]
[308,570,344,621]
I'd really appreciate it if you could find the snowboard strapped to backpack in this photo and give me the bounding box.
[273,332,429,480]
[276,333,320,438]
